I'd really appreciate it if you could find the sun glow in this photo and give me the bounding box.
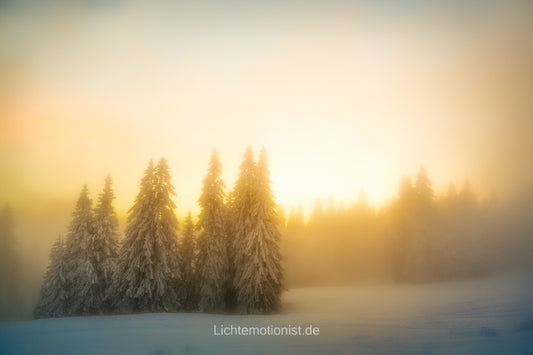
[1,0,532,226]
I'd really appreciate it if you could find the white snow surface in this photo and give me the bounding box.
[2,273,533,354]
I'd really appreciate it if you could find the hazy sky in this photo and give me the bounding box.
[1,0,532,227]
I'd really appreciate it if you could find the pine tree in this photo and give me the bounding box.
[180,211,197,310]
[413,166,437,281]
[152,158,182,308]
[108,161,155,313]
[197,150,228,313]
[233,147,283,314]
[34,235,68,318]
[64,185,99,316]
[92,176,120,312]
[415,165,434,211]
[109,159,181,313]
[229,146,256,311]
[223,186,238,311]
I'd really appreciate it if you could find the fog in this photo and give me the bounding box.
[1,0,533,319]
[282,171,533,288]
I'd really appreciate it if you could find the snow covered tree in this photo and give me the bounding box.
[222,187,238,311]
[34,235,69,318]
[108,161,156,312]
[233,147,283,314]
[226,147,256,311]
[179,211,197,310]
[412,166,438,281]
[415,165,434,211]
[63,185,99,316]
[197,150,228,313]
[92,176,120,312]
[109,158,181,313]
[0,205,21,319]
[152,158,182,306]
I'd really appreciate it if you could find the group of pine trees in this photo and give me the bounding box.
[34,177,119,318]
[34,147,282,318]
[281,166,518,286]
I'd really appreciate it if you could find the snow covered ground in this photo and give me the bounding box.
[1,273,533,354]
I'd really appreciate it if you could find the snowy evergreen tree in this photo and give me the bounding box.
[197,150,228,313]
[415,166,434,211]
[233,147,283,314]
[109,159,181,313]
[413,166,437,281]
[227,147,255,311]
[222,187,238,311]
[0,205,21,319]
[92,176,120,312]
[152,158,182,306]
[179,211,197,310]
[63,185,99,316]
[34,235,69,318]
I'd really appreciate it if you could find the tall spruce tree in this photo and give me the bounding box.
[180,211,197,310]
[109,159,181,313]
[233,147,283,314]
[92,176,119,312]
[152,158,182,307]
[64,185,99,316]
[34,235,68,318]
[415,166,434,211]
[413,166,436,281]
[197,150,228,313]
[223,187,238,311]
[228,147,255,312]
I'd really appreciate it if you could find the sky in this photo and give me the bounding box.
[1,0,533,234]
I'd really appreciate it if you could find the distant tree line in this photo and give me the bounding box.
[282,166,533,286]
[34,147,282,318]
